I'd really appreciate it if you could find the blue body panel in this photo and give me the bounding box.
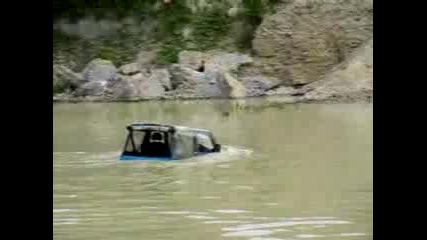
[120,155,175,161]
[119,152,212,161]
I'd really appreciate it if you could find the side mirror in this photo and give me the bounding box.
[214,144,221,152]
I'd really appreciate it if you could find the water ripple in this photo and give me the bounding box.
[222,219,351,232]
[222,230,274,237]
[213,209,250,214]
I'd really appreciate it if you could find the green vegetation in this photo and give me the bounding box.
[94,46,120,64]
[53,78,72,96]
[192,9,232,50]
[53,80,64,96]
[53,0,158,20]
[157,44,181,64]
[53,0,279,67]
[235,0,278,50]
[155,6,233,63]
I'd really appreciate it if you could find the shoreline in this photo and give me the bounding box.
[53,94,373,105]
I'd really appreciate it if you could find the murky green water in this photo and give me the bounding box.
[53,100,373,240]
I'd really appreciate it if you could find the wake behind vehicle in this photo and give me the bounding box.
[120,123,221,161]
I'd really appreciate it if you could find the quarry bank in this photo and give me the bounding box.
[53,0,373,104]
[53,44,372,104]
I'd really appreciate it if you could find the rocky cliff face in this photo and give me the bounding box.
[303,38,373,102]
[252,0,373,85]
[53,0,373,103]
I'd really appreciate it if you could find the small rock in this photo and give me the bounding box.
[119,63,141,75]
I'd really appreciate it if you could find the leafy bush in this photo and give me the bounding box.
[157,45,180,64]
[53,78,70,95]
[191,8,232,51]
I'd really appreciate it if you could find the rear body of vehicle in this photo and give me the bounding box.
[120,123,221,161]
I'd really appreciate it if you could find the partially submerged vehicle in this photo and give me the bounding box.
[120,123,221,161]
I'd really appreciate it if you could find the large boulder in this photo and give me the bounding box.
[252,0,373,85]
[74,58,117,97]
[169,64,201,90]
[142,72,166,97]
[109,70,166,99]
[76,81,108,96]
[242,76,281,97]
[108,73,140,98]
[166,51,255,99]
[168,64,225,98]
[114,61,171,98]
[303,38,373,102]
[168,64,250,99]
[82,58,117,82]
[220,72,246,98]
[196,70,227,98]
[178,50,253,72]
[151,68,172,91]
